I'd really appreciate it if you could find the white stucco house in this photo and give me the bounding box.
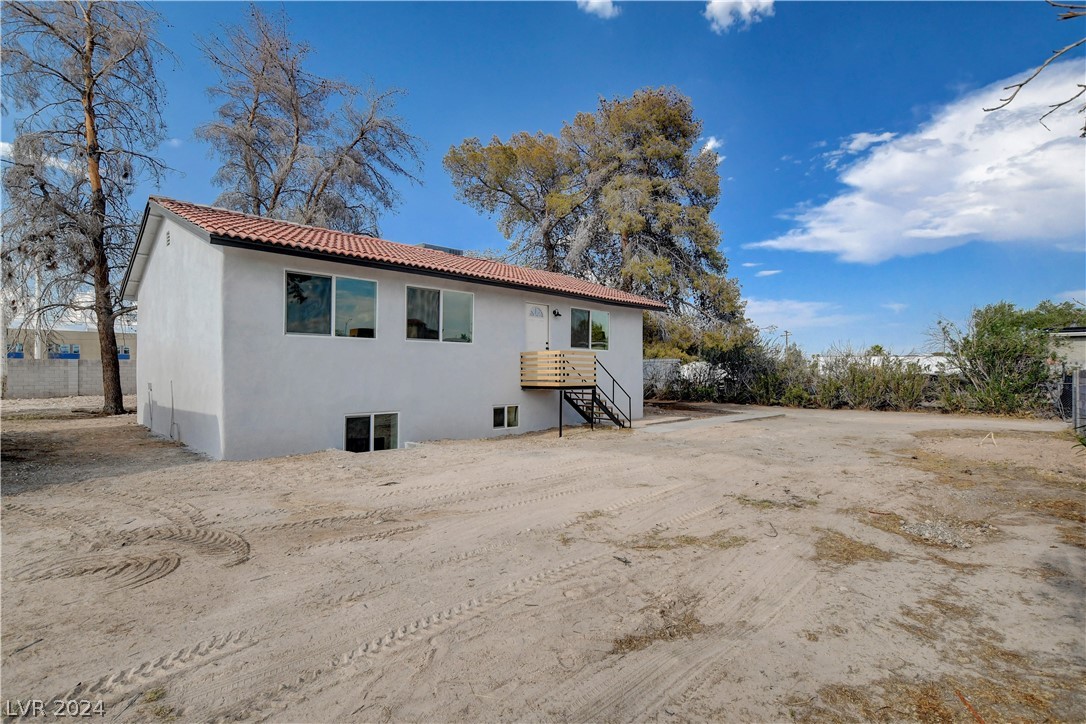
[120,197,665,460]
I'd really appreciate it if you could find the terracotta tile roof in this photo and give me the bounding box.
[150,197,665,310]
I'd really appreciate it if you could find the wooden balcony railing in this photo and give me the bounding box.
[520,350,597,388]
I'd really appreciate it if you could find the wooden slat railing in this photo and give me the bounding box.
[520,350,597,388]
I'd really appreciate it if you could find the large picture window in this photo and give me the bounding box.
[406,286,473,343]
[345,413,399,453]
[571,308,609,350]
[286,272,376,338]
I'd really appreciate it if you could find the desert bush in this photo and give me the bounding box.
[936,301,1085,415]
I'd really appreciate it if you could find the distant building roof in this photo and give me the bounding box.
[124,197,666,310]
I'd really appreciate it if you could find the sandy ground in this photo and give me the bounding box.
[1,401,1083,722]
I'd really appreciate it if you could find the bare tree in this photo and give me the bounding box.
[196,6,424,236]
[2,0,169,414]
[985,1,1086,137]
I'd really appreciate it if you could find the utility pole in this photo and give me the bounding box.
[782,330,791,351]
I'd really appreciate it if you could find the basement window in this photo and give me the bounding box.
[493,405,519,429]
[345,413,399,453]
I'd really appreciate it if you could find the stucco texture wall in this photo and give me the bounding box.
[135,219,225,458]
[217,247,644,460]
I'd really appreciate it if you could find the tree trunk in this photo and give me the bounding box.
[80,2,124,415]
[93,261,124,414]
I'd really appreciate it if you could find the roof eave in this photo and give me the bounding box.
[208,234,666,311]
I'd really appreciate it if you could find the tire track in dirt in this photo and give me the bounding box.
[176,552,611,720]
[104,490,208,528]
[2,501,105,543]
[395,460,617,514]
[535,544,815,721]
[290,524,425,552]
[11,552,182,590]
[109,526,251,566]
[521,485,685,537]
[44,630,253,708]
[242,511,382,535]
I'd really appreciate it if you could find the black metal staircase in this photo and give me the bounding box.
[562,358,632,430]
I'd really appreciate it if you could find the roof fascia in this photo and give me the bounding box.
[208,234,665,311]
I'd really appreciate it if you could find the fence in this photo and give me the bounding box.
[643,358,681,397]
[1074,369,1086,434]
[1,358,135,399]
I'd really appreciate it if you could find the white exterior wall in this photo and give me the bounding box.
[135,220,226,458]
[218,247,644,460]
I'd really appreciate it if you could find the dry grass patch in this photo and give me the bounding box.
[1021,497,1086,523]
[895,596,979,642]
[926,553,987,574]
[628,530,747,551]
[902,430,1086,493]
[1057,524,1086,549]
[812,529,893,565]
[735,494,817,510]
[611,594,705,654]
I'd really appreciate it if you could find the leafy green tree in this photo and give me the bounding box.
[938,300,1086,414]
[443,132,584,271]
[445,88,743,325]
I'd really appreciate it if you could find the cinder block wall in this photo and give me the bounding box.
[1,359,136,398]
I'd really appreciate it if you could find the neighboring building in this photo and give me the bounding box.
[1051,327,1086,370]
[121,197,664,460]
[4,327,136,361]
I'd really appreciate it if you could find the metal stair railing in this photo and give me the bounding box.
[594,357,632,428]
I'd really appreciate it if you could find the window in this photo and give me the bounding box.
[7,342,24,358]
[345,413,399,453]
[406,286,473,343]
[493,405,519,429]
[286,272,377,338]
[406,286,439,339]
[442,291,473,343]
[286,273,332,334]
[335,278,377,338]
[571,308,609,350]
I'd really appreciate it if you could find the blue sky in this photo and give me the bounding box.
[7,1,1084,353]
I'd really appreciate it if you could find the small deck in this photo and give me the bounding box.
[520,350,596,389]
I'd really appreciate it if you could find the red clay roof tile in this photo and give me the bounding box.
[151,197,666,310]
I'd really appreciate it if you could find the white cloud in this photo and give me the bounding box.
[1057,289,1085,303]
[166,138,183,148]
[882,302,908,314]
[704,0,775,34]
[577,0,620,19]
[820,131,897,169]
[700,135,726,165]
[746,297,862,330]
[750,61,1086,263]
[844,131,896,154]
[755,269,782,277]
[0,138,78,174]
[741,262,762,267]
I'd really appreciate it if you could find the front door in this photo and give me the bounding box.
[525,303,550,350]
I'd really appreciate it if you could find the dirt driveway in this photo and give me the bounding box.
[1,402,1083,722]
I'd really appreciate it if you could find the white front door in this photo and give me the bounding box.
[525,303,550,350]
